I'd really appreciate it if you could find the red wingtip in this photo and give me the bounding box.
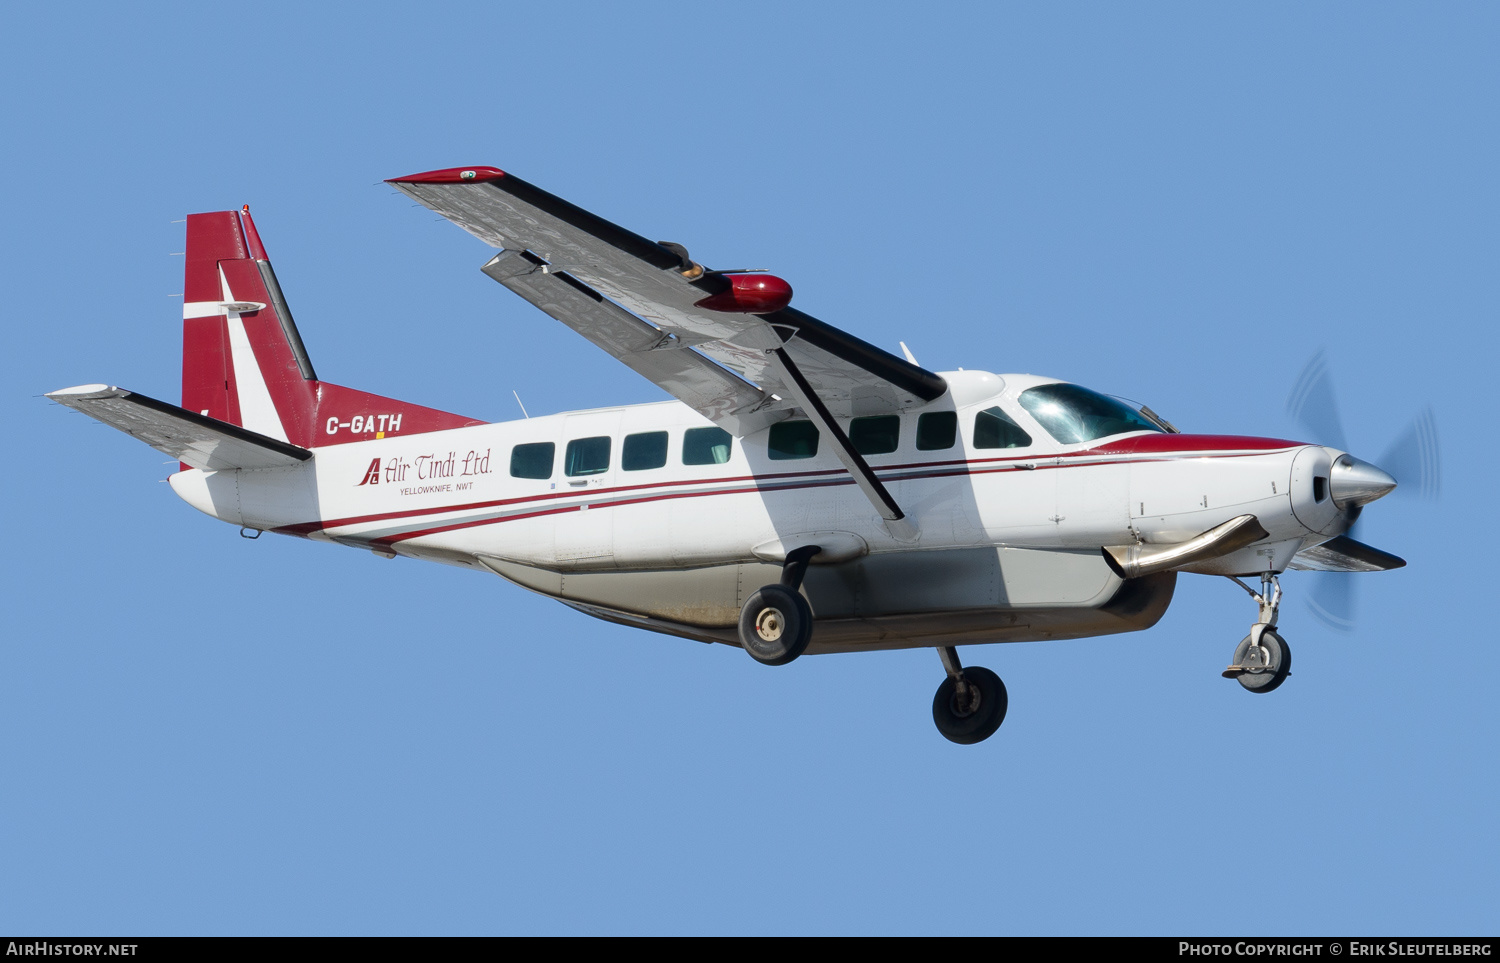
[386,166,506,184]
[239,205,268,260]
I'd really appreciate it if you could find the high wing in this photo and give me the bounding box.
[385,167,949,426]
[48,385,311,471]
[388,166,949,531]
[478,246,779,437]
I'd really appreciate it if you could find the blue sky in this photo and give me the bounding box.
[3,1,1495,935]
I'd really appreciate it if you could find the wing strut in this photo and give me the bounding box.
[767,347,918,541]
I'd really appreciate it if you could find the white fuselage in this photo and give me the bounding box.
[168,371,1347,651]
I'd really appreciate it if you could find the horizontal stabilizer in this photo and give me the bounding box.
[47,385,311,471]
[1288,535,1406,573]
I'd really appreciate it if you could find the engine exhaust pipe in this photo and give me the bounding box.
[1103,514,1270,580]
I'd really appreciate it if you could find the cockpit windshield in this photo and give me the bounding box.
[1017,383,1165,445]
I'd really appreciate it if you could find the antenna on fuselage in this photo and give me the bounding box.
[512,390,529,419]
[899,342,919,366]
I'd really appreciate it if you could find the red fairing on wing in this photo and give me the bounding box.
[386,166,506,184]
[694,274,794,314]
[1088,434,1306,454]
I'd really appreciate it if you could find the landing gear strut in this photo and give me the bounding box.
[1222,572,1292,693]
[931,646,1008,744]
[738,545,818,666]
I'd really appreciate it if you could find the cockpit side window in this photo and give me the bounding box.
[1018,383,1164,445]
[973,407,1032,449]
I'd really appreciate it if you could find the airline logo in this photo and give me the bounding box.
[356,450,493,492]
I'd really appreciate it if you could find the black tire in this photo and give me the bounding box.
[738,584,813,666]
[932,666,1008,744]
[1232,629,1292,693]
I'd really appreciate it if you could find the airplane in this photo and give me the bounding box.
[48,165,1411,744]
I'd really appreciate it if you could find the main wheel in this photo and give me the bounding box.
[932,666,1008,744]
[1232,629,1292,693]
[738,584,813,666]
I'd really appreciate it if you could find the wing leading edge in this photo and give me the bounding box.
[385,166,947,426]
[388,165,948,535]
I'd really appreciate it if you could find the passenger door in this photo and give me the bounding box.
[553,410,621,565]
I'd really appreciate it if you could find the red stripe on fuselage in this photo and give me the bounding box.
[281,436,1303,547]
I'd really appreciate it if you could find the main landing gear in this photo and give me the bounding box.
[1222,572,1292,693]
[738,545,819,666]
[738,548,1008,744]
[932,646,1008,744]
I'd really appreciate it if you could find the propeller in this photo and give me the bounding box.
[1285,349,1441,630]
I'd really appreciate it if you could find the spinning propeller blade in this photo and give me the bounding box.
[1308,571,1359,632]
[1287,351,1440,632]
[1378,406,1441,501]
[1286,348,1348,452]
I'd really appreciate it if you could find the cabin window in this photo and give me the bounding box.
[1018,383,1162,445]
[683,426,733,465]
[973,407,1033,449]
[850,415,900,455]
[768,420,819,460]
[564,436,612,476]
[622,431,669,471]
[509,442,555,479]
[916,411,957,451]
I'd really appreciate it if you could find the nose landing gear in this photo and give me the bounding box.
[1222,573,1292,693]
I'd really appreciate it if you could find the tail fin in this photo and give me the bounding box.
[182,208,483,448]
[182,208,317,442]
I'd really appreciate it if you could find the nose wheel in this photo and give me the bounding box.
[1227,628,1292,693]
[1222,573,1293,693]
[931,646,1008,744]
